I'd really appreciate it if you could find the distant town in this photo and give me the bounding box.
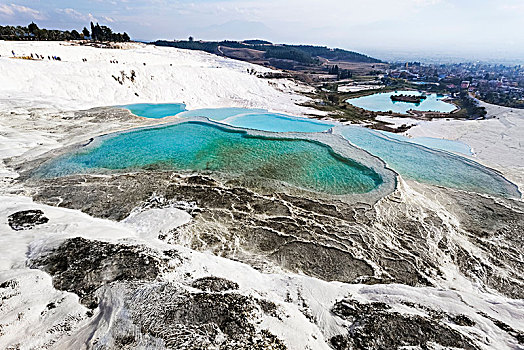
[387,62,524,109]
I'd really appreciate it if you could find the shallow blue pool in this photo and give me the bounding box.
[378,131,472,156]
[177,108,334,132]
[177,108,266,121]
[337,126,518,198]
[123,103,187,119]
[223,112,334,133]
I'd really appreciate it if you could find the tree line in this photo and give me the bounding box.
[90,22,130,42]
[328,65,353,79]
[0,22,130,42]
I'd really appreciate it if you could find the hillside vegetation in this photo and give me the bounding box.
[0,22,130,42]
[154,40,381,65]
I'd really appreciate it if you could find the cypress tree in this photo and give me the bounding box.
[28,22,38,34]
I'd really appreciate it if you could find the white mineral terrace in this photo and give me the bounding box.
[0,41,523,350]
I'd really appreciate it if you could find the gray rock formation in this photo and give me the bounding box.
[7,209,49,231]
[29,237,169,308]
[330,299,479,349]
[192,276,239,292]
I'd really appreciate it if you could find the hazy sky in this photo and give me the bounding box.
[1,0,523,61]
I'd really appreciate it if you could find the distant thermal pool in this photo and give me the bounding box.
[177,108,265,121]
[37,121,384,195]
[346,91,457,114]
[123,103,187,118]
[220,112,334,133]
[129,105,335,133]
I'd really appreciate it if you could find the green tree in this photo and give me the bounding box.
[70,30,81,40]
[90,22,96,40]
[28,22,38,34]
[82,27,90,38]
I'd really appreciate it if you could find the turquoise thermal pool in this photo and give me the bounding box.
[123,103,187,118]
[337,126,519,198]
[37,122,384,195]
[221,112,334,133]
[173,107,335,133]
[177,108,266,121]
[346,90,457,114]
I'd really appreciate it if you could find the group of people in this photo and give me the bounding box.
[110,59,119,64]
[11,51,62,61]
[8,50,97,64]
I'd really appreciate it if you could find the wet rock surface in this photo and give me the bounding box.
[28,237,169,308]
[330,299,479,350]
[7,209,49,231]
[0,272,89,348]
[476,310,524,345]
[10,177,524,350]
[26,172,524,299]
[28,173,426,286]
